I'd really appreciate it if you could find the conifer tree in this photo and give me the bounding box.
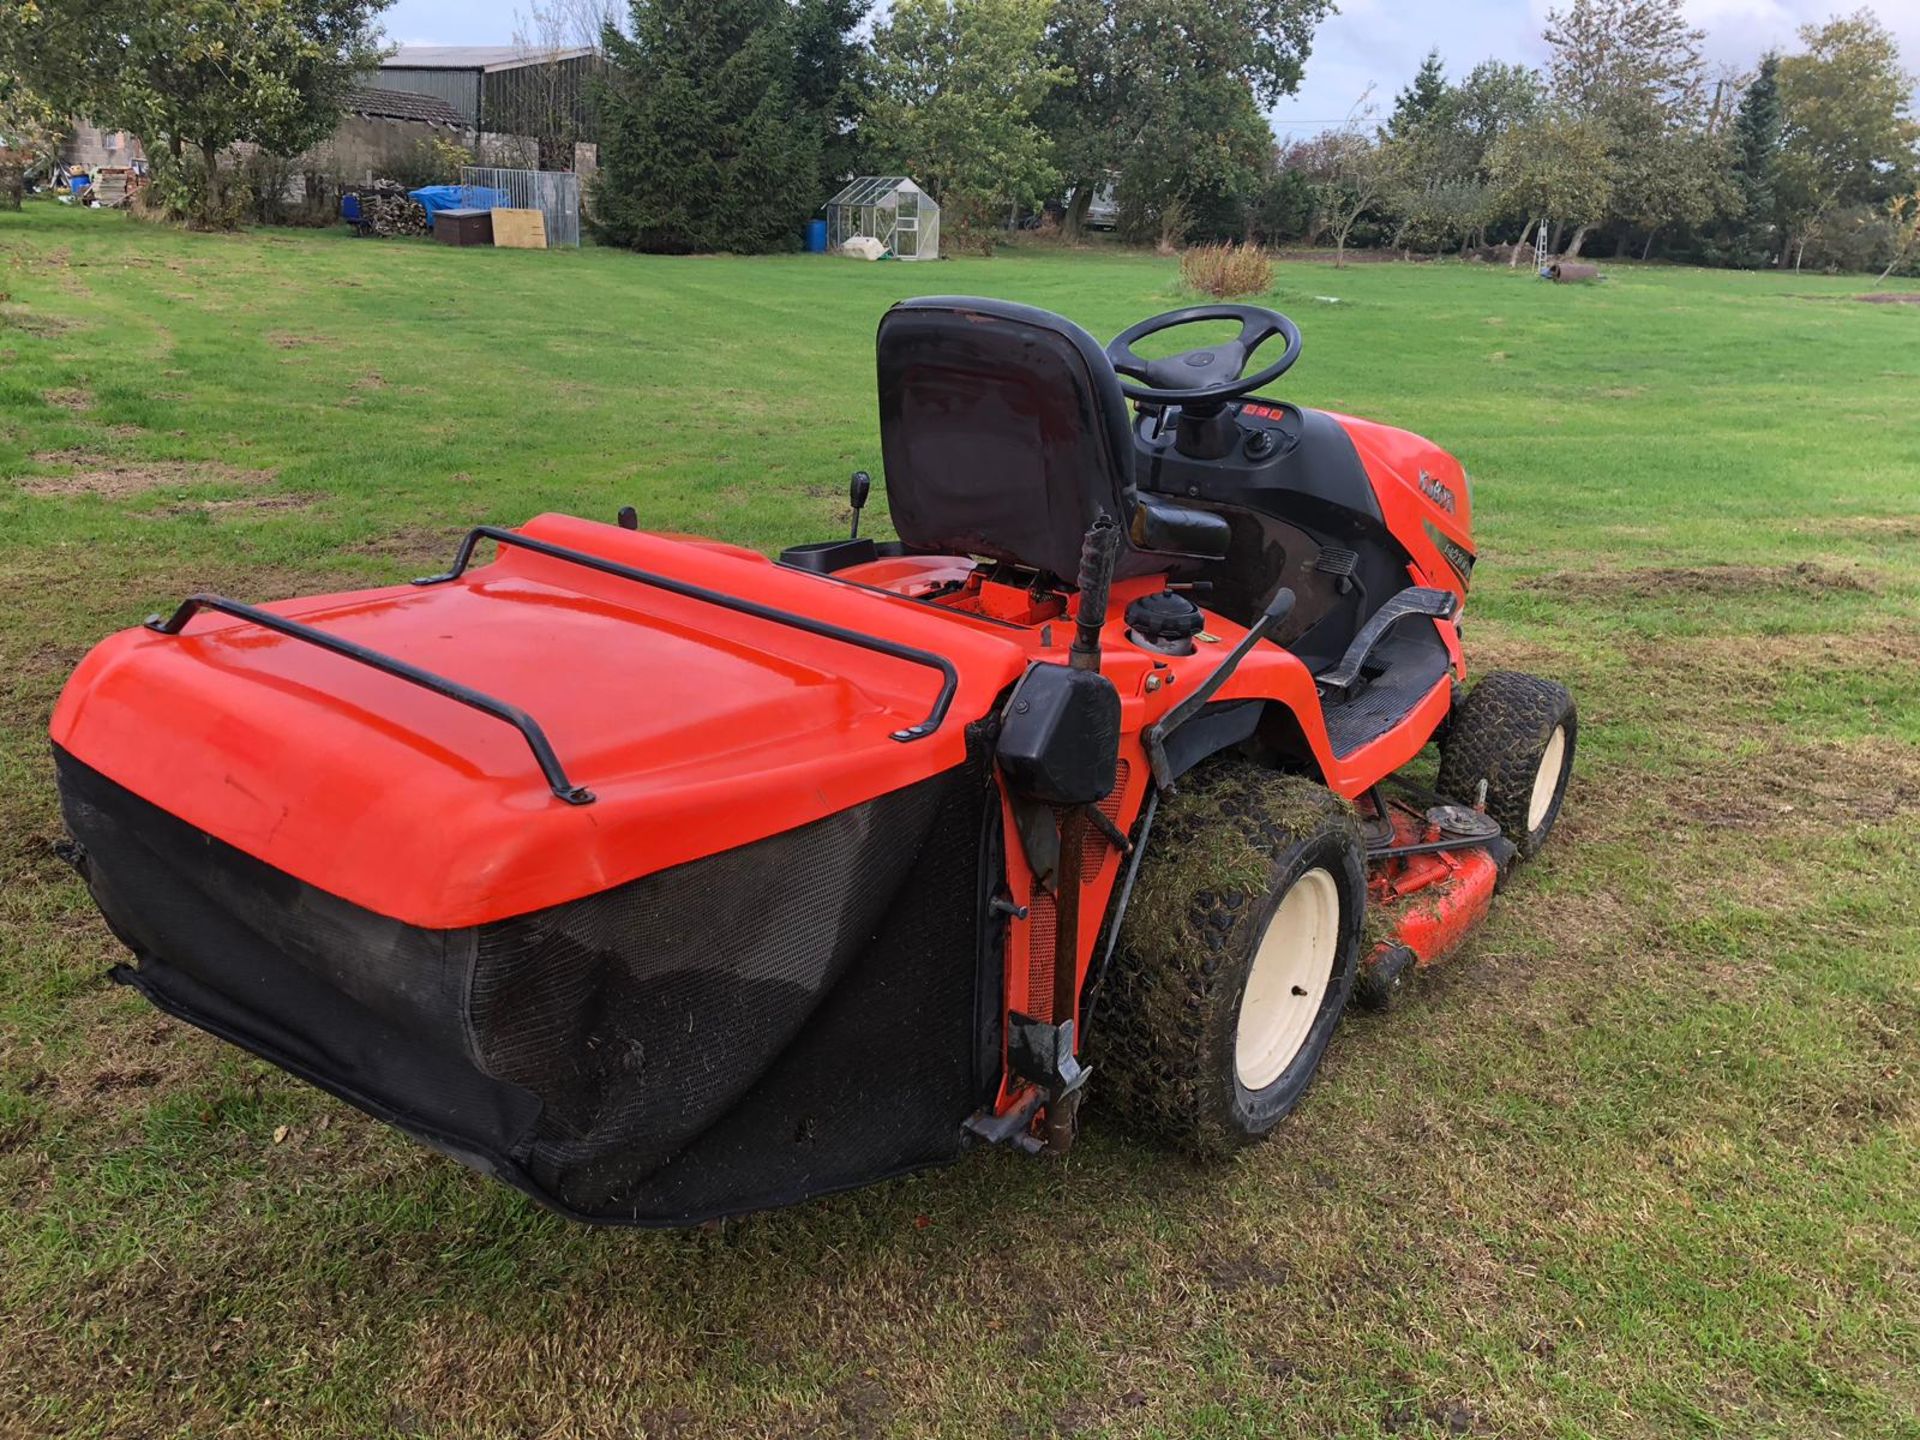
[595,0,822,252]
[1388,49,1449,138]
[1725,55,1782,264]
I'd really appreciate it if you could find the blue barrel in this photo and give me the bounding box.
[806,219,828,253]
[70,176,89,196]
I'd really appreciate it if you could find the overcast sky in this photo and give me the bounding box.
[1269,0,1920,139]
[378,0,1920,138]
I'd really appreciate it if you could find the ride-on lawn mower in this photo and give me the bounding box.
[51,298,1576,1224]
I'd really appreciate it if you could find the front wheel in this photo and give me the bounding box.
[1436,671,1577,859]
[1092,760,1367,1158]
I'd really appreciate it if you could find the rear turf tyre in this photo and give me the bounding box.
[1436,671,1577,860]
[1093,759,1367,1159]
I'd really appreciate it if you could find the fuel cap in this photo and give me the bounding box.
[1126,590,1204,655]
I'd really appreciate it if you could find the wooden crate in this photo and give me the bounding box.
[434,208,494,247]
[491,208,548,250]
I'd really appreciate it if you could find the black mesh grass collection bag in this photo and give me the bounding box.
[56,733,998,1225]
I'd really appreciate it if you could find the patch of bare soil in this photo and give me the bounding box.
[20,1000,225,1129]
[42,387,93,411]
[347,525,459,568]
[1698,625,1920,676]
[152,494,315,518]
[0,302,77,338]
[1523,562,1876,601]
[1460,623,1917,832]
[1457,633,1573,679]
[1809,514,1920,543]
[267,330,337,350]
[1859,292,1920,305]
[1,642,87,729]
[1271,246,1431,266]
[1669,733,1920,830]
[17,450,276,500]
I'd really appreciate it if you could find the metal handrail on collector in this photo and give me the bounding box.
[139,525,959,810]
[145,594,595,805]
[413,526,959,742]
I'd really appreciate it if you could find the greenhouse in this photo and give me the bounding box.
[823,177,940,260]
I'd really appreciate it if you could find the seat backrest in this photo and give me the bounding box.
[878,296,1189,582]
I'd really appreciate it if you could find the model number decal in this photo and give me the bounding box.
[1424,521,1476,584]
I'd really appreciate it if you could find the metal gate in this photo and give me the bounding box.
[459,166,582,249]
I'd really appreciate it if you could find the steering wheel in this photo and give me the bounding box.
[1105,303,1303,407]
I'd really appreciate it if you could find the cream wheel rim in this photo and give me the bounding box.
[1235,868,1341,1091]
[1527,725,1568,833]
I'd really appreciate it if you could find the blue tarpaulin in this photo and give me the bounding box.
[409,185,507,223]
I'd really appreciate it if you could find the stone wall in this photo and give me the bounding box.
[59,120,147,171]
[304,115,477,186]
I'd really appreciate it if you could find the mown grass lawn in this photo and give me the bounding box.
[2,202,1917,1440]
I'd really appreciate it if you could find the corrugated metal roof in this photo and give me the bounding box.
[385,45,597,72]
[344,85,468,126]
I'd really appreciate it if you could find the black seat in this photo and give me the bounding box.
[876,297,1226,582]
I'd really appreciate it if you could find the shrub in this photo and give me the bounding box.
[1248,168,1315,247]
[240,149,301,225]
[1154,196,1193,256]
[1181,241,1273,298]
[143,152,253,231]
[1120,194,1193,253]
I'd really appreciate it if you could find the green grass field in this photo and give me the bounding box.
[2,203,1918,1439]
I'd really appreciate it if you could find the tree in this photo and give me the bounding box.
[1878,190,1920,282]
[510,0,614,170]
[1041,0,1332,238]
[1544,0,1704,121]
[1289,95,1392,267]
[1613,124,1727,257]
[1246,157,1315,244]
[1380,57,1540,251]
[594,0,821,252]
[1388,49,1448,139]
[1542,0,1710,255]
[1487,109,1615,259]
[1776,11,1920,271]
[1108,29,1276,243]
[865,0,1065,250]
[1451,59,1543,162]
[2,0,389,212]
[1721,54,1783,264]
[0,75,62,175]
[791,0,871,195]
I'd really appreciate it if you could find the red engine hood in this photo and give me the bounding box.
[51,515,1028,927]
[1325,411,1476,593]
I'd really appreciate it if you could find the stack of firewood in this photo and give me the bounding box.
[354,180,430,238]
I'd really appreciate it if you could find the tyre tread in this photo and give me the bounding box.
[1435,670,1576,857]
[1093,760,1361,1158]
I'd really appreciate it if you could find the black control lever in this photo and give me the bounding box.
[1143,586,1296,791]
[847,470,871,540]
[1070,514,1120,672]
